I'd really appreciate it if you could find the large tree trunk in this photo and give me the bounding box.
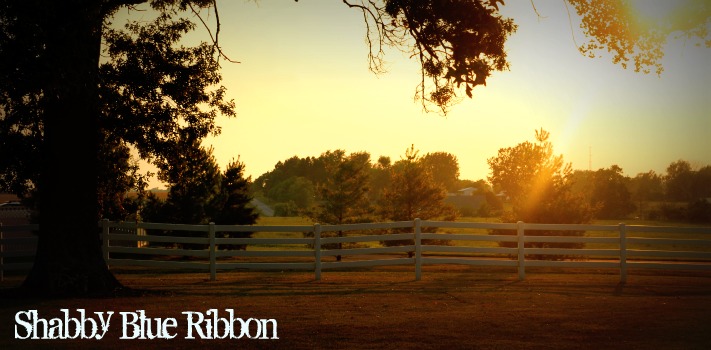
[21,1,124,297]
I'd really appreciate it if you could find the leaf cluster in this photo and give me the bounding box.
[568,0,711,75]
[346,0,517,114]
[487,129,595,224]
[100,9,235,162]
[0,1,235,218]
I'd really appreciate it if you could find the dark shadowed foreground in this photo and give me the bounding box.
[2,266,710,349]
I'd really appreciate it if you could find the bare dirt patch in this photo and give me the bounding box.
[2,266,711,349]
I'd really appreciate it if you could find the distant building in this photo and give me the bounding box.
[250,198,274,217]
[444,188,486,216]
[457,187,478,196]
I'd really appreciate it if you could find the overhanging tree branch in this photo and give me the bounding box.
[343,0,517,115]
[187,0,240,64]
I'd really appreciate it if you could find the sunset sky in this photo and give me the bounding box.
[116,1,710,188]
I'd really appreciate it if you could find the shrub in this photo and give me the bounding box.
[687,199,711,223]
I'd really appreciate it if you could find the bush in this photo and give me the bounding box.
[381,226,453,258]
[491,227,584,260]
[660,203,687,221]
[217,231,252,250]
[687,199,711,223]
[273,201,299,217]
[458,206,476,217]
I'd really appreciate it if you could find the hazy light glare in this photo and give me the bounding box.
[124,1,710,189]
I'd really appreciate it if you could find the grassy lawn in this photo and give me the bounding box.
[2,217,710,348]
[2,267,711,349]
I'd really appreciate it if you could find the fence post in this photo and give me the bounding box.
[1,223,4,282]
[209,222,216,281]
[314,223,322,281]
[415,218,422,281]
[517,221,525,280]
[101,219,110,267]
[619,223,627,284]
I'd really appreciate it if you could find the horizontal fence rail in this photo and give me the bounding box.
[2,220,711,283]
[0,224,38,281]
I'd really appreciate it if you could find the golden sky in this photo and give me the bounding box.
[117,1,711,187]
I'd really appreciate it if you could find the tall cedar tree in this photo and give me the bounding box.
[380,145,457,255]
[309,152,373,260]
[142,143,258,249]
[312,152,373,225]
[211,159,259,250]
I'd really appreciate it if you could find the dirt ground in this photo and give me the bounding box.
[2,265,711,349]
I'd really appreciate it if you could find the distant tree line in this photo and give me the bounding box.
[569,160,711,223]
[254,145,711,225]
[485,129,711,260]
[252,147,503,221]
[95,142,258,250]
[488,129,711,226]
[252,145,488,258]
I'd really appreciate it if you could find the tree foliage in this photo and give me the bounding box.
[155,141,223,225]
[96,131,149,221]
[255,150,373,216]
[212,159,259,226]
[346,0,711,112]
[310,152,373,225]
[378,146,457,253]
[487,128,574,217]
[0,0,235,296]
[305,151,374,260]
[420,151,461,192]
[142,145,258,249]
[589,165,635,219]
[379,145,456,223]
[665,159,696,202]
[487,129,596,255]
[630,170,664,202]
[101,9,234,161]
[345,0,517,113]
[209,158,259,250]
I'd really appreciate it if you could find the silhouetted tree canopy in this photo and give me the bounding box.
[380,145,457,222]
[344,0,517,113]
[0,0,233,297]
[420,152,461,192]
[590,165,636,219]
[309,152,373,226]
[567,0,711,75]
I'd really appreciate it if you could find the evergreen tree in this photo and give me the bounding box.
[312,152,373,225]
[379,145,457,255]
[309,152,373,260]
[211,159,259,250]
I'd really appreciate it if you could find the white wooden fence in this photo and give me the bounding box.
[0,224,38,281]
[2,220,711,283]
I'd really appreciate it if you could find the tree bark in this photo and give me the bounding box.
[20,1,124,297]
